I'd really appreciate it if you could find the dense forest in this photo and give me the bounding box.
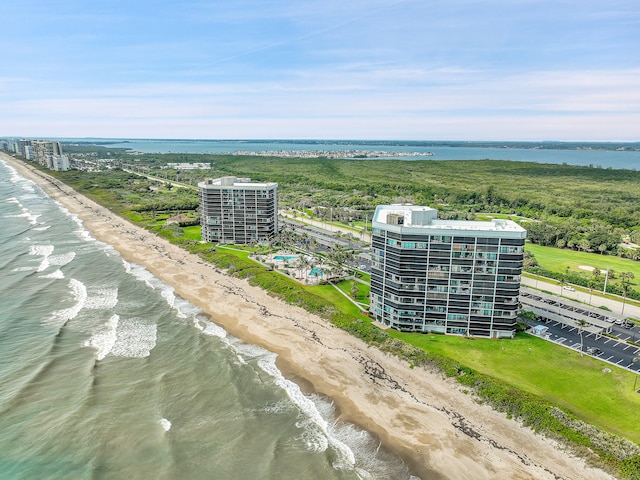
[97,153,640,259]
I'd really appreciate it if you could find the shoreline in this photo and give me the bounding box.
[3,153,616,480]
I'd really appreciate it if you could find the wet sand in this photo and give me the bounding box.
[3,153,615,480]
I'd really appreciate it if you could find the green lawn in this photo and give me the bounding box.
[307,284,368,317]
[335,280,370,306]
[182,225,201,241]
[215,245,252,259]
[526,243,640,287]
[388,330,640,443]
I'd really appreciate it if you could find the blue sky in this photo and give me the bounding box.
[1,0,638,140]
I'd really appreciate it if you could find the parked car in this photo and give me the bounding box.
[623,321,635,329]
[587,347,602,356]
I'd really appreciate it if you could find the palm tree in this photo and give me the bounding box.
[587,278,596,305]
[559,273,568,297]
[577,319,587,356]
[350,280,359,300]
[588,267,602,305]
[295,256,308,281]
[620,272,635,316]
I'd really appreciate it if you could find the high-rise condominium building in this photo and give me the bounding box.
[31,140,63,167]
[369,205,526,338]
[198,176,278,244]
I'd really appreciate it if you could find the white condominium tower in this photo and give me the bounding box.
[198,176,278,244]
[370,205,526,338]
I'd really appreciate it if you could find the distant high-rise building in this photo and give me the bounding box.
[18,139,32,157]
[198,176,278,244]
[31,140,63,167]
[369,205,526,338]
[49,155,70,171]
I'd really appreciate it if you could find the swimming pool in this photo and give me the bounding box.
[274,255,298,261]
[309,267,327,277]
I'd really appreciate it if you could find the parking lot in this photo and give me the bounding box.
[527,318,640,373]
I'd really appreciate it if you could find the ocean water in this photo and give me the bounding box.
[0,158,417,480]
[62,138,640,169]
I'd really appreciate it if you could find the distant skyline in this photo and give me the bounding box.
[1,1,639,141]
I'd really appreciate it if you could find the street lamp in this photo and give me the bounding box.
[634,356,640,391]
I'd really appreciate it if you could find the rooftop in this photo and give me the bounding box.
[198,176,277,189]
[373,204,527,234]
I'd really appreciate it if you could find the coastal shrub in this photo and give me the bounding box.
[620,456,640,480]
[331,313,388,344]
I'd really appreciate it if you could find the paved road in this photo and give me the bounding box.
[280,211,371,242]
[522,275,640,320]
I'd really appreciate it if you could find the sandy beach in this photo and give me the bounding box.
[3,153,615,480]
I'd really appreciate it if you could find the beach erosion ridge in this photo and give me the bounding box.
[1,152,617,480]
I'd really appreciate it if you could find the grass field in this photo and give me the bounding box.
[334,280,370,306]
[306,284,368,317]
[388,329,640,444]
[182,225,201,241]
[526,243,640,288]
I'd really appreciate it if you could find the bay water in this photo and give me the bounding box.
[0,158,417,480]
[60,138,640,170]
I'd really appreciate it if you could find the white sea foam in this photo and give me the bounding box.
[46,278,88,326]
[158,285,193,319]
[25,212,40,225]
[6,197,20,204]
[83,314,119,360]
[29,244,55,272]
[74,229,94,242]
[160,287,178,310]
[263,400,295,415]
[257,354,356,468]
[174,297,203,319]
[194,318,227,338]
[29,244,55,257]
[127,262,157,289]
[6,210,40,225]
[234,342,269,359]
[160,418,172,432]
[12,266,36,272]
[110,319,157,358]
[84,287,119,310]
[8,171,36,193]
[48,251,76,267]
[39,269,65,279]
[122,259,132,274]
[32,225,51,232]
